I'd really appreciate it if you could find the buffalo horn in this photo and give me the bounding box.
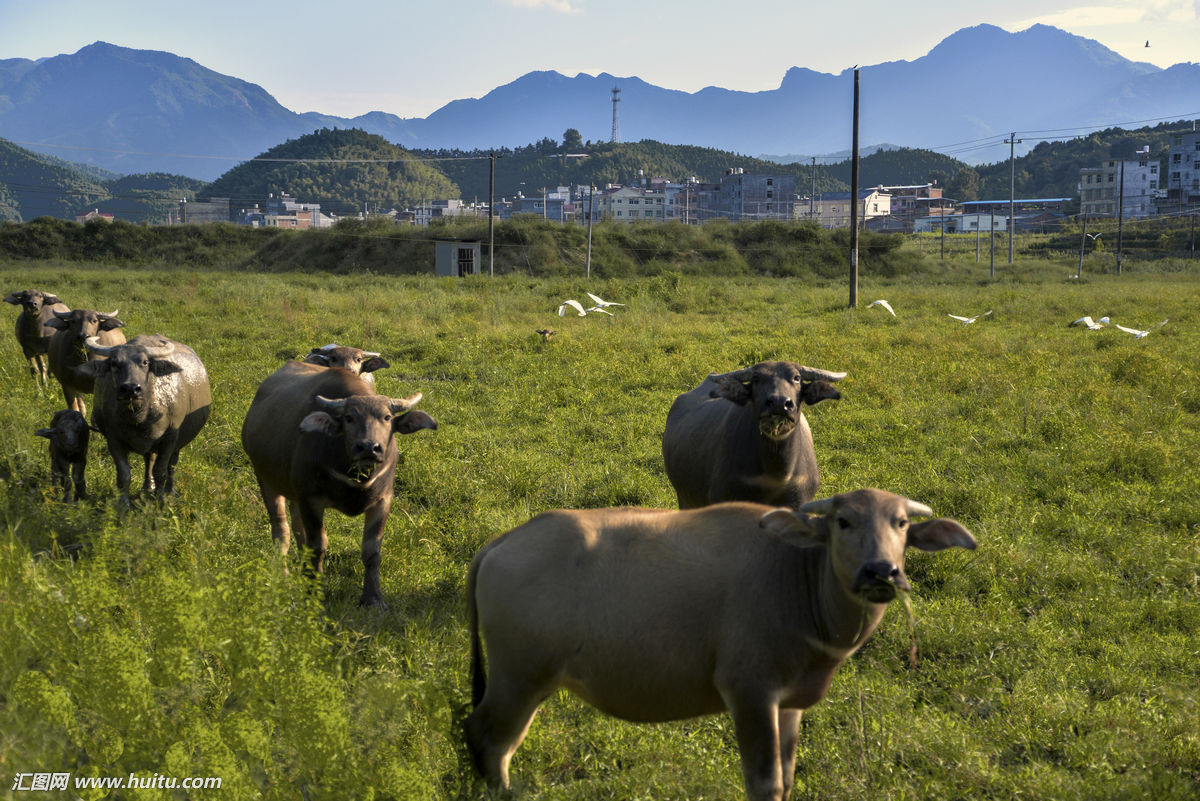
[906,500,934,517]
[54,309,73,320]
[798,366,848,382]
[389,392,423,413]
[313,395,347,414]
[102,310,119,318]
[138,338,175,359]
[797,497,837,516]
[363,351,381,358]
[83,336,116,356]
[708,367,754,383]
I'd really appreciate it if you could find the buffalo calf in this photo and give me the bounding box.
[35,409,96,502]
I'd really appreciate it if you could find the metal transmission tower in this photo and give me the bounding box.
[610,87,621,143]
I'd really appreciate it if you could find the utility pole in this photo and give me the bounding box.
[989,209,995,278]
[1191,212,1196,259]
[1005,133,1022,265]
[488,153,496,276]
[1116,159,1125,275]
[849,67,860,309]
[1077,213,1088,278]
[810,157,817,222]
[940,214,945,259]
[585,185,595,278]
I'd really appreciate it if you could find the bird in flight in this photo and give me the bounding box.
[1110,319,1167,339]
[1070,316,1104,330]
[867,299,896,316]
[558,299,587,317]
[948,310,993,324]
[585,292,625,310]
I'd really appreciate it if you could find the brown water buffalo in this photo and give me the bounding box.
[302,344,389,390]
[46,308,126,415]
[79,335,211,504]
[35,409,98,502]
[241,361,436,607]
[662,361,846,510]
[4,290,69,387]
[466,489,976,800]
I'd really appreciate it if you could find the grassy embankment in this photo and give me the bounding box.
[0,258,1197,800]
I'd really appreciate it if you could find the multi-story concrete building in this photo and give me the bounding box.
[1164,130,1200,210]
[1079,159,1159,218]
[595,185,667,223]
[808,188,892,228]
[714,169,794,221]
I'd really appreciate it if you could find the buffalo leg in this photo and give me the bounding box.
[150,433,179,496]
[107,440,133,506]
[70,460,87,502]
[465,676,547,789]
[728,699,785,801]
[359,497,392,607]
[257,478,292,557]
[778,708,802,800]
[294,502,328,577]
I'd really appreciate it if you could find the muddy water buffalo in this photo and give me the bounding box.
[4,290,69,387]
[662,361,846,509]
[241,361,436,607]
[46,308,126,415]
[466,489,976,800]
[79,335,211,503]
[35,409,98,502]
[303,344,390,390]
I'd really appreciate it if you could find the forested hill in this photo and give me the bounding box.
[201,129,459,215]
[0,138,204,223]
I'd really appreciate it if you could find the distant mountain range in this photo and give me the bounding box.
[1,25,1198,181]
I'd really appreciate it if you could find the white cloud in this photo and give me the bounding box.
[500,0,582,14]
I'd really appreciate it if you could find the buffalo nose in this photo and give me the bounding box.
[353,441,384,460]
[118,383,142,399]
[860,561,909,591]
[765,396,795,413]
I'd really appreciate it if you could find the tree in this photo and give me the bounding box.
[946,166,981,202]
[563,128,584,151]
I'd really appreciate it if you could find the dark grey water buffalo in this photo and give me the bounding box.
[466,489,976,800]
[46,308,126,415]
[78,335,211,503]
[241,361,436,607]
[4,290,69,387]
[35,409,98,502]
[303,344,390,390]
[662,361,846,510]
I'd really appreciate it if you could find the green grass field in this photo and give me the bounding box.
[1,259,1198,800]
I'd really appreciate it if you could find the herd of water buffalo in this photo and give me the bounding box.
[8,287,976,801]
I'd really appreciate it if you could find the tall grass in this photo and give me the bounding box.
[0,261,1197,800]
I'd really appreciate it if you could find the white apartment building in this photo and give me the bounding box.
[1079,158,1159,218]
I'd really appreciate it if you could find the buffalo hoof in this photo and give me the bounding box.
[358,593,388,610]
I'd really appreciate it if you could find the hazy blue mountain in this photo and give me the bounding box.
[1,25,1196,181]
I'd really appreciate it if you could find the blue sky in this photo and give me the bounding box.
[1,0,1195,118]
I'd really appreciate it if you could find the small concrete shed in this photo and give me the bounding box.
[434,240,482,277]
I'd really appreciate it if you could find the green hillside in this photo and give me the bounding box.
[0,138,207,223]
[201,128,460,216]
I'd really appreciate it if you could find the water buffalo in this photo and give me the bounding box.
[302,344,390,390]
[35,409,98,502]
[662,361,846,509]
[241,361,436,607]
[78,335,211,503]
[46,308,126,415]
[4,290,69,387]
[466,489,976,800]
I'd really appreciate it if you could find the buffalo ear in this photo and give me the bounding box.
[361,356,390,374]
[709,375,752,405]
[45,316,71,331]
[35,428,54,439]
[759,508,828,548]
[150,359,182,377]
[43,294,63,305]
[4,292,25,305]
[801,380,841,406]
[98,316,125,331]
[907,519,977,552]
[394,410,437,435]
[299,411,339,436]
[306,350,331,366]
[75,360,110,379]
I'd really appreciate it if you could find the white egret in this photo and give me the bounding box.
[867,299,895,316]
[948,310,992,324]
